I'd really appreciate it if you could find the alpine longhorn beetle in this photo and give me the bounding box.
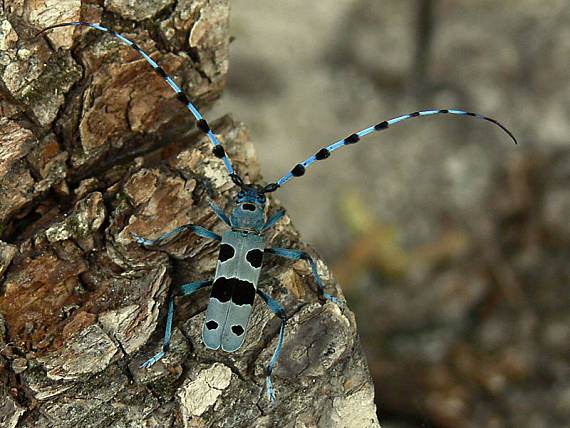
[39,22,517,403]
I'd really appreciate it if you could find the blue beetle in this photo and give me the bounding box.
[132,175,329,403]
[39,22,516,403]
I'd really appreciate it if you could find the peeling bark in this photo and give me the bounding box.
[0,1,379,426]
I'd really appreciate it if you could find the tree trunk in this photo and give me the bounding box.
[0,1,379,426]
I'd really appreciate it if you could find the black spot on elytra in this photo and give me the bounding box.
[211,277,255,306]
[246,249,263,268]
[211,277,233,302]
[231,325,244,336]
[242,203,256,211]
[232,280,255,306]
[219,244,235,262]
[206,320,218,330]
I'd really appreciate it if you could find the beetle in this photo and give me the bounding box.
[39,22,516,403]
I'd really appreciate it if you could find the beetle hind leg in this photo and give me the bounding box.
[265,247,340,305]
[140,280,212,369]
[256,289,286,405]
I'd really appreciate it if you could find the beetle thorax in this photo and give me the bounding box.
[230,188,267,233]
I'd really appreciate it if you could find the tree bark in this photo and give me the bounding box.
[0,1,379,426]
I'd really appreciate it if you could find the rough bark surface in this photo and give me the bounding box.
[0,1,379,427]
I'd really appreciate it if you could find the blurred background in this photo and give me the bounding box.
[212,0,569,427]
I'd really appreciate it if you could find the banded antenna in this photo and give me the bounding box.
[267,109,517,190]
[37,22,236,176]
